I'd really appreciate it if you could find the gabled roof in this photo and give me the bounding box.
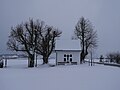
[55,40,81,51]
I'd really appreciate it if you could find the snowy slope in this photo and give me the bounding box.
[0,59,120,90]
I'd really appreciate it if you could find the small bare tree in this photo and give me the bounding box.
[106,52,120,64]
[106,53,115,62]
[74,17,97,63]
[7,19,62,67]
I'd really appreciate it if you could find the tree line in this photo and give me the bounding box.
[106,52,120,64]
[7,17,97,67]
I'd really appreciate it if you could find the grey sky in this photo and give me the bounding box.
[0,0,120,57]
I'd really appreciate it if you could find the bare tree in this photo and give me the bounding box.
[36,26,62,64]
[106,53,115,62]
[7,19,62,67]
[106,52,120,63]
[74,17,97,64]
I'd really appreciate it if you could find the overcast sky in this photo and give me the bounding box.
[0,0,120,57]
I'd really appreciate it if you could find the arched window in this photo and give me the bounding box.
[64,54,73,62]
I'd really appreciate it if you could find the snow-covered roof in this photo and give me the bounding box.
[55,40,81,51]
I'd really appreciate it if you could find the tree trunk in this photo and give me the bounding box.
[28,55,34,67]
[80,50,88,64]
[80,50,84,64]
[80,53,83,64]
[43,56,48,64]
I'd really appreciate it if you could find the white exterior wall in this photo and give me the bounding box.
[56,51,80,64]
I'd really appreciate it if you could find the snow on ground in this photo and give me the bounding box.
[0,59,120,90]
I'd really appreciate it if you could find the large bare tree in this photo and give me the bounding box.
[7,19,62,67]
[36,26,62,64]
[74,17,97,63]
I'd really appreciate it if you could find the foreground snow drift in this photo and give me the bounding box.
[0,59,120,90]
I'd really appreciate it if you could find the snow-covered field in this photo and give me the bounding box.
[0,59,120,90]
